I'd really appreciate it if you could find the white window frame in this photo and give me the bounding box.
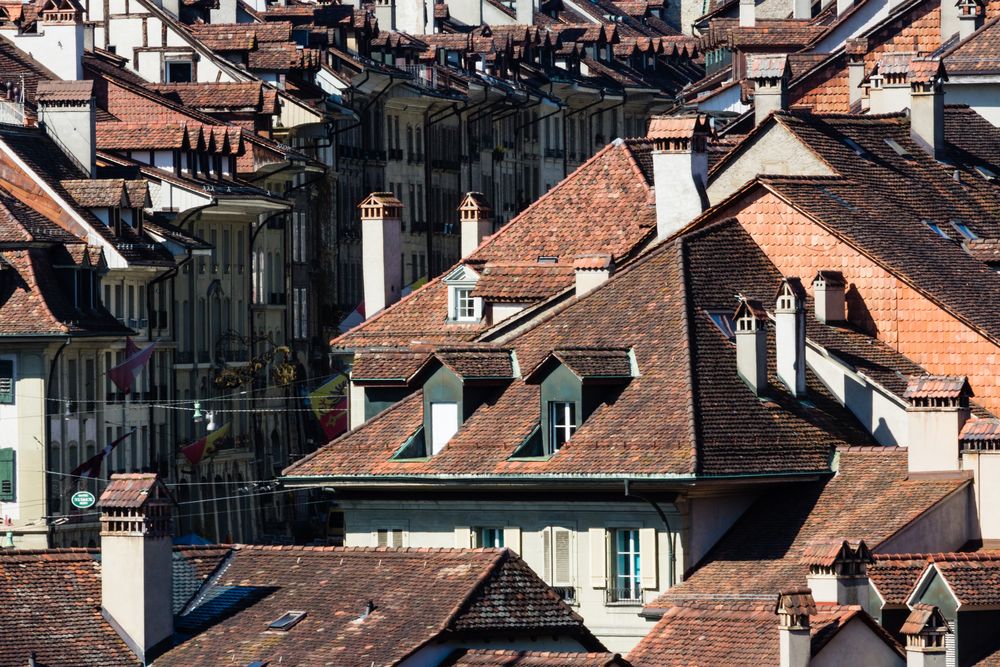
[430,401,459,454]
[475,526,505,548]
[443,266,481,323]
[549,401,576,452]
[609,528,642,604]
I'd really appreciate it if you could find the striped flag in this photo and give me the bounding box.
[108,338,157,394]
[70,428,135,479]
[180,422,231,466]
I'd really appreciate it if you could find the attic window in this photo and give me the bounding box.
[842,138,868,157]
[884,138,911,158]
[537,256,558,263]
[705,310,736,342]
[923,221,951,240]
[820,188,857,211]
[268,611,306,631]
[950,221,978,240]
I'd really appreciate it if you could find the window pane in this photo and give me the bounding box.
[478,527,504,548]
[549,401,576,451]
[612,528,641,601]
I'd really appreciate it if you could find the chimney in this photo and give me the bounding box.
[360,193,403,319]
[748,54,790,126]
[36,81,96,177]
[957,0,982,42]
[647,114,710,241]
[904,375,971,472]
[517,0,537,23]
[775,588,815,667]
[25,0,85,81]
[812,271,845,324]
[909,58,948,160]
[99,473,175,663]
[901,604,950,667]
[846,39,868,108]
[960,418,1000,540]
[793,0,810,20]
[740,0,755,26]
[734,296,769,396]
[867,53,916,114]
[775,277,807,398]
[573,253,614,298]
[803,540,873,612]
[458,192,493,257]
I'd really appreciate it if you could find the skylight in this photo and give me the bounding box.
[268,611,307,631]
[950,221,978,241]
[884,138,911,158]
[537,256,558,263]
[705,310,736,342]
[820,188,857,211]
[842,138,868,157]
[923,221,951,240]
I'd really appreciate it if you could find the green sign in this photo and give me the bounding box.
[71,491,96,509]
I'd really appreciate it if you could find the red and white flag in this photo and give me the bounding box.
[70,428,135,479]
[107,338,157,394]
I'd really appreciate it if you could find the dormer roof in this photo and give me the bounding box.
[524,347,634,383]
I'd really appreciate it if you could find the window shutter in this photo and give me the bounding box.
[553,527,573,587]
[589,527,607,588]
[454,526,472,548]
[391,529,404,548]
[543,528,552,583]
[503,527,521,555]
[639,527,658,590]
[376,529,388,547]
[0,360,13,405]
[0,449,13,502]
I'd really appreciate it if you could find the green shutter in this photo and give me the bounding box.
[0,360,12,404]
[0,448,14,502]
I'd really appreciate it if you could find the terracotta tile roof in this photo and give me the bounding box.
[97,473,169,509]
[289,219,874,481]
[150,82,266,110]
[35,79,93,103]
[746,53,790,79]
[647,448,970,607]
[870,554,930,605]
[352,349,431,383]
[961,417,1000,443]
[156,547,601,665]
[900,603,945,635]
[248,43,321,71]
[527,347,633,380]
[799,539,867,568]
[187,21,293,50]
[96,123,190,150]
[60,179,129,208]
[903,375,972,399]
[627,600,899,666]
[967,238,1000,265]
[945,15,1000,74]
[931,552,1000,605]
[0,190,81,244]
[333,140,658,349]
[470,263,577,302]
[435,347,516,380]
[448,650,630,666]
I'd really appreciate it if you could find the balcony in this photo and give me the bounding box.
[552,586,577,605]
[604,586,645,606]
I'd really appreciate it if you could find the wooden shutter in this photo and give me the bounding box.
[376,529,388,547]
[639,527,658,590]
[454,526,472,548]
[589,527,607,588]
[503,527,521,555]
[553,527,573,587]
[391,529,404,548]
[542,528,552,583]
[0,449,14,502]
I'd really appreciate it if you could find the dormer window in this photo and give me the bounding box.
[443,265,482,323]
[549,401,576,451]
[109,207,123,236]
[454,286,476,320]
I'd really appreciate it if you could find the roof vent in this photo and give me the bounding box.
[353,600,377,623]
[268,611,306,631]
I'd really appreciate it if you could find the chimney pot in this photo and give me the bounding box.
[909,58,948,160]
[803,540,873,612]
[36,81,96,177]
[647,114,710,241]
[958,0,982,39]
[573,253,614,297]
[775,588,814,667]
[812,271,846,324]
[747,54,790,126]
[901,604,950,667]
[360,192,404,319]
[775,277,807,398]
[734,296,769,396]
[904,375,971,472]
[458,192,493,257]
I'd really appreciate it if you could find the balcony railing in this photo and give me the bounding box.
[604,586,645,606]
[553,586,577,605]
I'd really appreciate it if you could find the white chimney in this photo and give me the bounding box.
[748,54,789,126]
[904,375,971,472]
[360,192,403,319]
[846,39,868,108]
[574,253,614,298]
[648,115,710,241]
[776,588,814,667]
[804,540,873,612]
[901,604,950,667]
[960,419,1000,540]
[36,81,96,177]
[909,58,948,160]
[812,271,845,324]
[775,277,807,398]
[458,192,493,257]
[793,0,811,19]
[958,0,982,39]
[734,297,768,396]
[99,473,175,663]
[740,0,756,26]
[17,0,85,81]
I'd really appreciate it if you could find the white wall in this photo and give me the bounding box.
[945,83,1000,127]
[811,617,904,667]
[878,485,973,554]
[963,451,1000,540]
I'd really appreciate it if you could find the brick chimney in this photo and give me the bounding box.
[647,114,710,241]
[99,473,175,664]
[734,296,769,396]
[775,277,807,398]
[776,588,815,667]
[812,271,845,324]
[803,540,873,612]
[574,253,614,298]
[359,192,403,319]
[846,39,868,108]
[740,0,755,26]
[958,0,982,39]
[909,58,948,160]
[901,604,950,667]
[458,192,493,257]
[748,54,790,126]
[904,375,971,472]
[35,81,96,177]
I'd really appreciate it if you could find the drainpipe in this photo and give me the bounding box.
[44,336,72,542]
[624,479,677,589]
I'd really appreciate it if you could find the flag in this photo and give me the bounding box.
[108,338,157,393]
[309,375,348,441]
[70,428,135,479]
[180,422,231,466]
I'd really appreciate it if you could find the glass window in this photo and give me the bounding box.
[453,287,476,321]
[165,61,193,83]
[611,528,641,603]
[477,527,504,548]
[549,401,576,451]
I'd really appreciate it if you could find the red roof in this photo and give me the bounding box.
[449,650,630,666]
